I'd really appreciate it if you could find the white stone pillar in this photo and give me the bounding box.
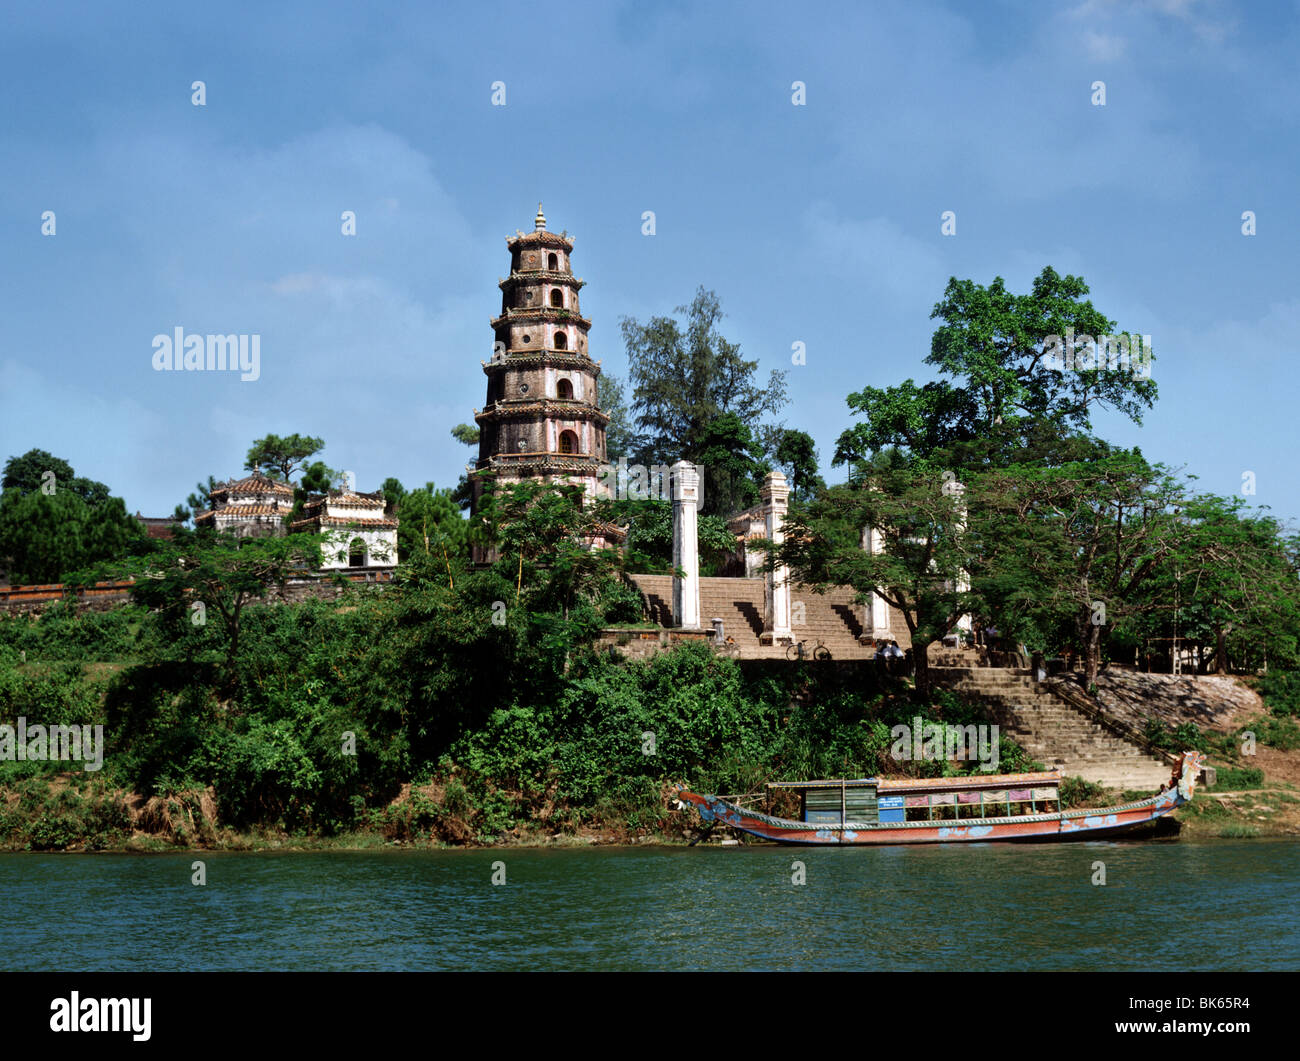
[761,471,792,644]
[950,482,972,636]
[861,523,890,634]
[670,461,701,630]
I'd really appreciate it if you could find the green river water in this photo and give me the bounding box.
[1,840,1295,971]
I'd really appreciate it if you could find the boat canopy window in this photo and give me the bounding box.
[768,772,1064,822]
[897,784,1062,821]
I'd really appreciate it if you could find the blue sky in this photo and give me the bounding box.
[1,0,1296,526]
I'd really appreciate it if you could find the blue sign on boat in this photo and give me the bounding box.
[878,795,905,823]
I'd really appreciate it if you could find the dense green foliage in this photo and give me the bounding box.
[3,265,1295,850]
[0,449,149,585]
[602,498,735,575]
[0,484,1045,847]
[395,483,467,563]
[799,267,1299,686]
[1257,670,1300,717]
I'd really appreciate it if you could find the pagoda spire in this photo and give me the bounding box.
[534,202,546,231]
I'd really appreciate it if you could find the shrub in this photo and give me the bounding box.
[1256,670,1300,718]
[1142,717,1213,754]
[1212,766,1265,789]
[1060,776,1105,807]
[1252,715,1300,751]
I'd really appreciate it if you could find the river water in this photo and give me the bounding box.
[0,840,1295,971]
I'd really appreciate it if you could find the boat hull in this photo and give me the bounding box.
[676,753,1204,846]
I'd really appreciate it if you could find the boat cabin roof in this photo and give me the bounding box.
[767,770,1062,794]
[879,770,1062,793]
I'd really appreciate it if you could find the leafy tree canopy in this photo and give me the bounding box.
[450,424,480,447]
[836,267,1158,468]
[597,371,642,463]
[112,532,323,681]
[0,450,146,584]
[2,448,111,507]
[396,483,467,564]
[244,433,325,482]
[779,450,973,694]
[693,412,769,517]
[620,286,787,510]
[380,477,406,510]
[774,428,826,504]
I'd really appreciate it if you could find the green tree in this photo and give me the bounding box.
[477,481,621,618]
[396,484,468,566]
[449,426,480,512]
[450,424,480,447]
[380,477,406,511]
[1127,495,1300,674]
[116,532,323,681]
[835,267,1157,468]
[597,371,641,462]
[3,448,111,506]
[599,497,736,575]
[298,461,339,495]
[0,486,147,585]
[620,287,787,490]
[289,460,341,523]
[244,433,325,482]
[694,412,768,517]
[774,429,825,504]
[182,475,219,520]
[976,451,1185,687]
[780,452,973,695]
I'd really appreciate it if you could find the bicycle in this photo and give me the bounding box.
[786,638,831,661]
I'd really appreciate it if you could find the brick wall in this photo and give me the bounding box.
[0,571,394,616]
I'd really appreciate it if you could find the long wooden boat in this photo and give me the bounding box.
[675,750,1206,845]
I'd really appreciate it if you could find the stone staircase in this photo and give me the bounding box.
[627,575,904,660]
[624,576,1169,792]
[930,667,1174,792]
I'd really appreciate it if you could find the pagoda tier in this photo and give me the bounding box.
[471,205,609,503]
[475,400,610,427]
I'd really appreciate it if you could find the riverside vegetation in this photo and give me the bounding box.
[0,543,1043,851]
[2,514,1297,851]
[4,271,1299,849]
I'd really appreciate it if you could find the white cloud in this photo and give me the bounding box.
[803,203,947,305]
[1081,30,1129,61]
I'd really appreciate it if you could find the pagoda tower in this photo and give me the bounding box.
[472,205,609,508]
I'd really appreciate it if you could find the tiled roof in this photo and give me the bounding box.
[213,473,294,496]
[292,515,398,530]
[506,230,573,251]
[299,490,387,513]
[196,505,287,522]
[590,520,627,543]
[135,514,182,540]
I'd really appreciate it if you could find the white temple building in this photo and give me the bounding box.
[193,473,294,538]
[291,489,398,569]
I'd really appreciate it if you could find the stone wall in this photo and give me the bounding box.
[595,627,718,660]
[0,581,134,615]
[0,571,395,616]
